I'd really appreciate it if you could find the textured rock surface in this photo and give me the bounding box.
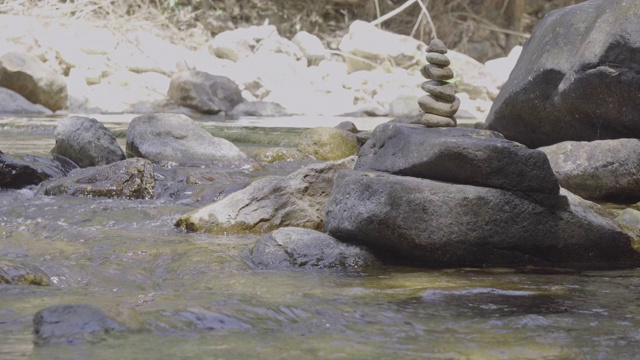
[175,157,355,234]
[126,113,247,166]
[168,70,242,114]
[51,116,125,168]
[37,158,155,199]
[540,139,640,202]
[250,227,379,270]
[0,52,67,111]
[325,170,640,269]
[486,0,640,147]
[356,123,559,194]
[33,304,125,345]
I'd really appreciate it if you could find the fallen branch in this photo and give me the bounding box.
[370,0,417,27]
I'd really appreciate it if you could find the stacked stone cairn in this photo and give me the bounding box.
[417,39,459,127]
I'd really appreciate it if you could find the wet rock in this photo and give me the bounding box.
[153,166,252,206]
[297,127,359,161]
[37,158,155,199]
[126,113,247,166]
[539,139,640,203]
[486,0,640,148]
[175,157,356,234]
[356,123,559,195]
[250,227,379,270]
[33,304,125,345]
[0,152,77,189]
[0,87,52,114]
[0,259,49,286]
[325,170,640,269]
[230,101,288,117]
[51,116,125,168]
[338,20,426,73]
[168,70,242,114]
[0,52,67,111]
[252,147,309,164]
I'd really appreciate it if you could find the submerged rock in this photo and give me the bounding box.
[0,259,50,286]
[37,158,155,199]
[230,101,288,117]
[33,304,125,345]
[175,157,355,234]
[539,139,640,203]
[0,152,77,189]
[126,113,247,166]
[51,116,125,168]
[325,171,640,270]
[250,227,379,270]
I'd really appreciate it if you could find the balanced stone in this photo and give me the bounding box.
[421,80,457,102]
[420,64,453,81]
[418,95,460,117]
[419,113,456,128]
[427,38,448,54]
[425,52,450,66]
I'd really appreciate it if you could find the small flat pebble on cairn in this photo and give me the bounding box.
[417,39,459,128]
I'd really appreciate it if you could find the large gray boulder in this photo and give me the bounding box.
[325,170,640,269]
[249,227,379,270]
[167,70,242,114]
[175,157,355,234]
[126,113,247,166]
[485,0,640,148]
[37,158,155,199]
[51,116,125,168]
[0,52,67,111]
[356,123,559,195]
[539,139,640,203]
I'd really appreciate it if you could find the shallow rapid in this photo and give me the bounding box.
[2,116,640,359]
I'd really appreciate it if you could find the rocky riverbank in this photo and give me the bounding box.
[0,14,515,122]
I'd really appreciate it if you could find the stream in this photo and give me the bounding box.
[2,115,640,359]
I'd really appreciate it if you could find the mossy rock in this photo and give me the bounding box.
[0,259,50,286]
[297,127,359,161]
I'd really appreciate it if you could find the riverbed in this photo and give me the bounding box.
[2,115,640,359]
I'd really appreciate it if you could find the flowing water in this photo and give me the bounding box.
[2,115,640,359]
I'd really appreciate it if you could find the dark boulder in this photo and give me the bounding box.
[0,152,77,189]
[33,304,125,345]
[485,0,640,148]
[168,70,242,114]
[325,170,640,269]
[250,227,379,270]
[37,158,155,199]
[356,123,559,194]
[51,116,125,168]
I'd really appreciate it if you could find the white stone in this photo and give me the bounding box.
[292,31,328,65]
